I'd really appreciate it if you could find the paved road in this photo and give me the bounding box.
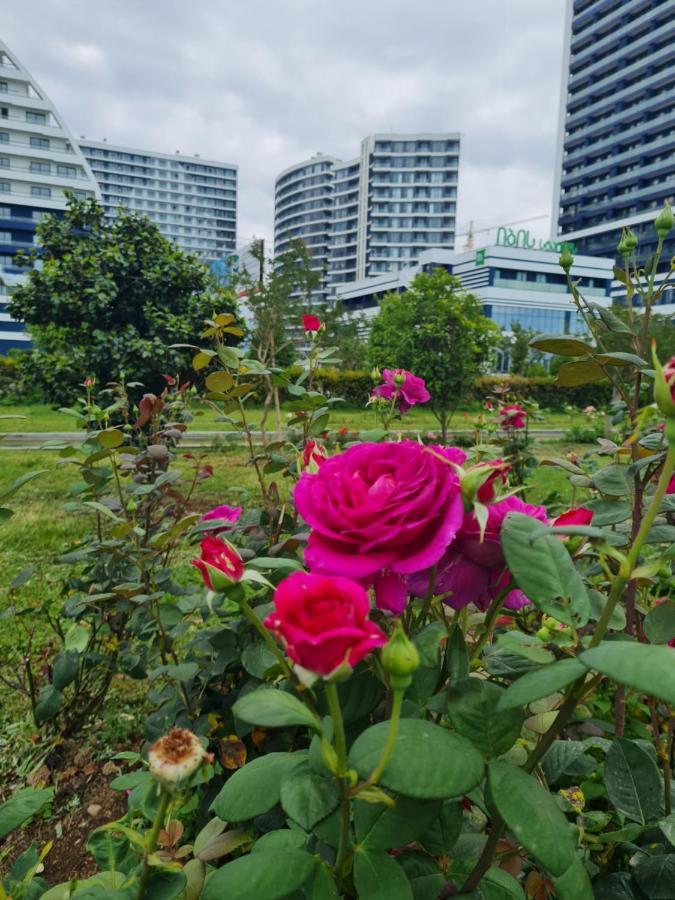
[1,429,567,450]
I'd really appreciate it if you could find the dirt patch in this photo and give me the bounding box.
[1,741,137,885]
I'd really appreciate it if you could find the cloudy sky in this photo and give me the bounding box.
[4,0,567,249]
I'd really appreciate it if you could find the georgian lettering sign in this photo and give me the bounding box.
[495,226,576,254]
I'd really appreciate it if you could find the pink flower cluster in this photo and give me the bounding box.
[371,369,430,414]
[294,440,592,616]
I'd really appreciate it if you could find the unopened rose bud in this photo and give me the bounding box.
[559,244,574,273]
[381,623,419,690]
[148,728,209,791]
[655,202,674,240]
[370,367,382,383]
[623,227,638,254]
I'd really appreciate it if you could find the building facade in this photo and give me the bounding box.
[79,140,237,261]
[552,0,675,279]
[0,39,100,352]
[337,241,613,356]
[274,133,460,302]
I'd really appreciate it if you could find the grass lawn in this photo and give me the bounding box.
[0,401,590,433]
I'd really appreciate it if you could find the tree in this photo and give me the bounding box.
[9,195,239,405]
[367,268,500,440]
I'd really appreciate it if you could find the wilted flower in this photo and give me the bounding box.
[148,729,210,790]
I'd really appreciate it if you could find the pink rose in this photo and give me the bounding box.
[553,507,594,527]
[458,496,548,569]
[200,504,242,533]
[302,314,322,333]
[475,459,510,503]
[371,369,430,414]
[667,474,675,495]
[664,357,675,403]
[294,441,464,582]
[263,572,387,677]
[499,404,527,429]
[191,536,244,589]
[302,440,327,470]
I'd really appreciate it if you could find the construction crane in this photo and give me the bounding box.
[458,214,550,251]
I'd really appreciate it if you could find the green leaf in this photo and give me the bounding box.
[233,688,320,732]
[661,814,675,847]
[349,718,484,800]
[211,752,307,821]
[594,351,647,368]
[201,849,316,900]
[591,464,631,497]
[40,872,127,900]
[251,830,306,854]
[480,866,527,899]
[644,601,675,644]
[551,858,593,900]
[447,677,523,755]
[354,794,442,850]
[498,659,587,710]
[0,469,47,503]
[0,787,53,839]
[446,623,469,684]
[97,428,125,449]
[604,738,663,825]
[279,763,340,830]
[52,650,80,690]
[542,742,595,784]
[501,514,590,626]
[304,861,340,900]
[143,868,187,900]
[240,642,279,679]
[353,849,413,900]
[397,851,445,900]
[528,334,593,356]
[487,759,577,877]
[633,854,675,899]
[557,359,607,386]
[589,302,632,334]
[496,631,555,664]
[592,873,641,899]
[35,685,61,723]
[580,642,675,705]
[419,801,463,855]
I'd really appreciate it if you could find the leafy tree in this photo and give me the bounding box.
[9,195,239,405]
[368,268,500,440]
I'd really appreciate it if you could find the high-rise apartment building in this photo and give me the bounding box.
[0,39,100,352]
[274,133,460,302]
[79,140,237,261]
[552,0,675,273]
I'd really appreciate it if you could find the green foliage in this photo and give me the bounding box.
[0,787,53,839]
[8,195,239,405]
[368,269,500,438]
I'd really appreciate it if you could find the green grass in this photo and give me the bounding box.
[0,402,590,434]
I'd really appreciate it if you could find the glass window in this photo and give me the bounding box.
[0,132,8,144]
[30,136,49,149]
[26,111,46,124]
[0,157,8,169]
[0,181,10,193]
[0,82,7,93]
[30,161,51,174]
[56,164,76,177]
[31,185,51,198]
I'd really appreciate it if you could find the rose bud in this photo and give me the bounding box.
[191,536,244,591]
[148,728,209,791]
[655,202,674,240]
[381,622,420,690]
[302,313,322,333]
[559,243,574,273]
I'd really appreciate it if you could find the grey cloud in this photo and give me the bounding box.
[3,0,566,243]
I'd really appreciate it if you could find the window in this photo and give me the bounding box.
[0,107,8,119]
[0,206,9,216]
[30,161,51,174]
[0,132,7,144]
[56,164,76,178]
[30,136,49,149]
[31,185,51,198]
[0,181,9,193]
[0,230,11,241]
[26,111,46,125]
[0,82,7,93]
[0,157,8,169]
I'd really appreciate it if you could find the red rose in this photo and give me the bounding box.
[552,507,594,527]
[302,440,327,470]
[263,571,387,678]
[499,404,527,429]
[192,536,244,589]
[302,314,322,333]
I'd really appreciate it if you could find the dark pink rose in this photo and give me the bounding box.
[664,357,675,402]
[191,536,244,589]
[553,507,594,527]
[302,313,322,332]
[200,504,242,533]
[263,572,387,677]
[458,496,549,569]
[373,571,408,615]
[294,441,464,582]
[302,440,327,470]
[667,474,675,495]
[474,459,510,503]
[499,404,527,429]
[429,445,467,467]
[371,369,430,414]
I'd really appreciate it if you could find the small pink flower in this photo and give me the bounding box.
[667,474,675,495]
[499,404,527,429]
[553,507,594,527]
[302,313,322,332]
[264,572,387,678]
[582,405,596,415]
[664,357,675,403]
[371,369,430,414]
[302,440,327,470]
[192,536,244,589]
[200,504,242,533]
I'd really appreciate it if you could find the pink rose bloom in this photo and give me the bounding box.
[667,474,675,495]
[458,496,549,569]
[263,572,387,678]
[294,441,464,583]
[664,357,675,402]
[302,313,322,333]
[371,369,430,414]
[429,445,467,467]
[552,507,594,527]
[192,536,244,589]
[499,404,527,429]
[200,503,242,533]
[302,440,327,470]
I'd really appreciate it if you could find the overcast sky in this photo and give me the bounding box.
[4,0,567,249]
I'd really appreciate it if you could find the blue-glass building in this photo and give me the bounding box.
[552,0,675,276]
